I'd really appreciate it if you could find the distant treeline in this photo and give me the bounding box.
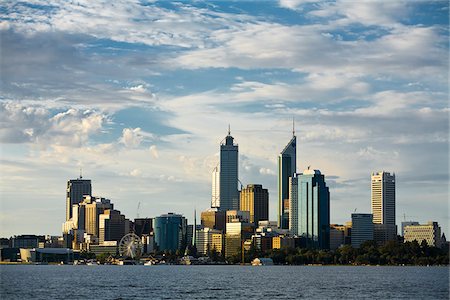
[228,240,449,265]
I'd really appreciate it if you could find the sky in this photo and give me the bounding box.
[0,0,448,238]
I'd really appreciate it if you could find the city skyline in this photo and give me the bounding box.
[1,1,448,237]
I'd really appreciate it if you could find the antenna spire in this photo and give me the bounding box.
[292,117,295,137]
[228,124,231,135]
[79,167,83,179]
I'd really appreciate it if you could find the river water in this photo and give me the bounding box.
[0,265,448,299]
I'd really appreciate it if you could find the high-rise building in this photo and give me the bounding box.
[226,210,250,224]
[278,130,296,229]
[219,127,239,211]
[201,209,226,232]
[195,227,222,255]
[83,196,113,237]
[239,184,269,225]
[351,213,374,248]
[98,209,128,243]
[211,165,220,208]
[371,171,397,243]
[289,169,330,249]
[225,221,253,258]
[153,213,187,252]
[66,177,92,221]
[403,221,443,248]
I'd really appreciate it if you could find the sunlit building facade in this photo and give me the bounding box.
[239,184,269,225]
[66,177,91,221]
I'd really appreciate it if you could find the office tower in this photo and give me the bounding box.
[211,232,224,255]
[211,165,220,208]
[219,127,239,211]
[240,184,269,225]
[289,168,330,249]
[83,196,113,237]
[66,176,92,221]
[153,213,187,252]
[195,227,222,255]
[226,210,250,224]
[371,171,397,243]
[278,128,296,229]
[351,213,374,248]
[225,220,253,258]
[98,209,128,243]
[403,221,443,248]
[201,208,226,232]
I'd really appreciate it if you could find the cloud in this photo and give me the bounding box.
[0,102,106,147]
[120,127,143,148]
[149,145,159,158]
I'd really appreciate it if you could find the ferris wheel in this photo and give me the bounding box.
[118,233,143,259]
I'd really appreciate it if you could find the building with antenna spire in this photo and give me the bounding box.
[218,125,239,211]
[278,122,297,229]
[66,175,92,221]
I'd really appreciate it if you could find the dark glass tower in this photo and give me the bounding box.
[219,127,239,211]
[278,135,296,229]
[66,177,92,221]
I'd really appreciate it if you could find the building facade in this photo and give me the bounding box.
[153,213,187,252]
[351,213,374,248]
[239,184,269,225]
[98,209,128,243]
[225,221,253,258]
[211,165,220,208]
[371,171,396,243]
[201,209,226,232]
[66,177,92,221]
[403,221,443,248]
[219,128,239,211]
[196,227,223,255]
[278,134,296,229]
[289,169,330,249]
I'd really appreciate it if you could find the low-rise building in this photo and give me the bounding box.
[404,221,443,248]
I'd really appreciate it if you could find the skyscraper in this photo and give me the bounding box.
[66,177,92,221]
[211,165,220,208]
[289,168,330,249]
[153,213,187,252]
[278,129,296,229]
[240,184,269,226]
[219,127,239,211]
[371,171,397,243]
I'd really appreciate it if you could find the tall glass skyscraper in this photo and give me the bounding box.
[219,128,239,211]
[289,169,330,249]
[278,134,296,229]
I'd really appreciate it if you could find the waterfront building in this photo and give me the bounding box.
[211,165,220,208]
[289,168,330,249]
[211,232,224,254]
[196,227,223,255]
[401,221,419,236]
[98,209,129,243]
[225,221,253,258]
[351,213,374,248]
[219,127,239,211]
[201,208,226,232]
[226,210,250,224]
[272,235,295,249]
[89,241,118,256]
[403,221,443,248]
[66,176,92,221]
[153,213,187,252]
[239,184,269,225]
[371,171,397,243]
[11,235,45,249]
[278,129,296,229]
